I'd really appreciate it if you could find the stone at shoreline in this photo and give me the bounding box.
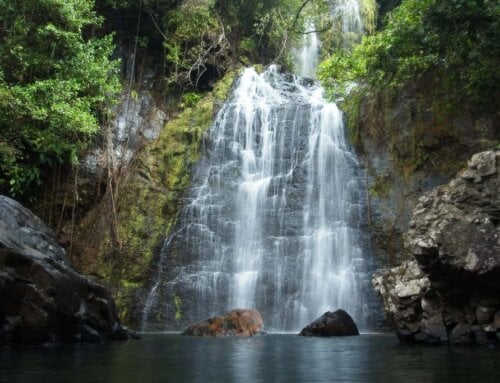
[299,309,360,336]
[373,151,500,346]
[182,309,265,337]
[0,195,134,346]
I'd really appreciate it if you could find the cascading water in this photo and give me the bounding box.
[141,14,378,333]
[141,78,376,330]
[294,20,320,78]
[329,0,365,46]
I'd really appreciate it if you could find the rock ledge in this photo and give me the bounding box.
[373,151,500,345]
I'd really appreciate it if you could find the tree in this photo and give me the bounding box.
[0,0,120,197]
[319,0,500,113]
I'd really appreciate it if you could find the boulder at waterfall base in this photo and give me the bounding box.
[182,309,265,336]
[0,195,134,346]
[373,151,500,345]
[299,309,360,336]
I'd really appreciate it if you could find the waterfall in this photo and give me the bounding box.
[329,0,365,46]
[295,20,320,78]
[141,72,376,331]
[333,0,363,34]
[141,16,377,333]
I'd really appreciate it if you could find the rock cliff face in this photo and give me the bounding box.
[82,90,167,174]
[0,195,132,346]
[353,90,498,264]
[373,151,500,345]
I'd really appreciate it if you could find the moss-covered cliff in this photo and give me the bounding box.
[71,70,239,325]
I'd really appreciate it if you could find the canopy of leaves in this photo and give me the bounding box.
[218,0,313,63]
[161,0,321,88]
[162,0,223,88]
[136,0,326,89]
[0,0,120,197]
[319,0,500,113]
[98,1,327,90]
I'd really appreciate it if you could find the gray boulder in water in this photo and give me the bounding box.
[299,309,360,336]
[0,195,134,346]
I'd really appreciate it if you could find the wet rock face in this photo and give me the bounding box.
[182,309,265,337]
[373,151,500,345]
[357,89,498,265]
[81,90,167,175]
[0,196,67,264]
[0,195,132,346]
[299,309,359,336]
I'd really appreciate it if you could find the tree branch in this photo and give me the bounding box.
[290,0,313,30]
[291,24,333,35]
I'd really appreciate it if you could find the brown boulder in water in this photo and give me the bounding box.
[182,309,265,337]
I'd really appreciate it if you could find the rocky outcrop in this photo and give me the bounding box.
[182,309,265,337]
[0,195,133,346]
[373,151,500,345]
[353,88,498,264]
[299,309,360,336]
[82,90,167,174]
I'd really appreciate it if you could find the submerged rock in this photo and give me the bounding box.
[0,195,133,346]
[373,151,500,345]
[299,309,360,336]
[182,309,265,337]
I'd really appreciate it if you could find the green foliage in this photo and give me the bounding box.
[164,0,276,85]
[240,38,257,53]
[102,1,328,90]
[163,0,326,79]
[318,49,365,97]
[360,0,378,35]
[0,0,120,197]
[319,0,499,113]
[163,0,222,87]
[248,0,334,66]
[180,92,202,108]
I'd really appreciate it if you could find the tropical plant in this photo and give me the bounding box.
[0,0,120,197]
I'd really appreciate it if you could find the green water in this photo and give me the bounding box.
[1,334,499,382]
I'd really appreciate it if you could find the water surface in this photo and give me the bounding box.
[2,334,499,382]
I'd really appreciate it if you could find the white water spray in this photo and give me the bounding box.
[295,20,321,78]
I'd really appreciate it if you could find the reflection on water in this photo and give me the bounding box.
[1,334,500,383]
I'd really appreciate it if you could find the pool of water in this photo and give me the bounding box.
[1,334,499,382]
